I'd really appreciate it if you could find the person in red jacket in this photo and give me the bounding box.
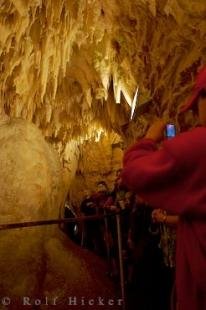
[122,66,206,310]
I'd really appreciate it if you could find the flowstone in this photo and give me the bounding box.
[0,119,117,310]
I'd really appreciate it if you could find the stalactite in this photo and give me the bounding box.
[0,0,206,155]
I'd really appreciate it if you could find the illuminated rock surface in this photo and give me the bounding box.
[0,1,206,308]
[0,119,118,309]
[1,0,206,148]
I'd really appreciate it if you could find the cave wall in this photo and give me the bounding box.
[0,118,118,308]
[1,0,206,151]
[69,132,123,207]
[0,118,64,299]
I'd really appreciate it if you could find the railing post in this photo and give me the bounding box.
[116,213,126,310]
[104,209,111,271]
[80,219,85,248]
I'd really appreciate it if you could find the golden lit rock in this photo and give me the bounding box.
[0,0,206,305]
[0,118,117,307]
[1,0,205,149]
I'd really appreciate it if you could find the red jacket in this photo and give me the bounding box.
[122,127,206,310]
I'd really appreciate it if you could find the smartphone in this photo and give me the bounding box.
[165,124,176,139]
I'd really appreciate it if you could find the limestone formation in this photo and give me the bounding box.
[0,119,117,309]
[0,1,206,307]
[1,0,206,151]
[70,131,123,204]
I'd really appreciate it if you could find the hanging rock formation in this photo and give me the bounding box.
[1,0,206,150]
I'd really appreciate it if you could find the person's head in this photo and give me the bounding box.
[115,176,122,187]
[116,169,122,178]
[114,169,123,187]
[83,190,91,199]
[96,181,108,192]
[180,66,206,125]
[124,192,132,204]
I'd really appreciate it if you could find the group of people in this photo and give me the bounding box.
[80,171,177,310]
[68,65,206,310]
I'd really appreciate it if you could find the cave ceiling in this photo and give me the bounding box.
[1,0,206,147]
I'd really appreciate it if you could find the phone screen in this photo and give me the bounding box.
[166,124,176,139]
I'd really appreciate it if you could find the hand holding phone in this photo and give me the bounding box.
[145,119,166,142]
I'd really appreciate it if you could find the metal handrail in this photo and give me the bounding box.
[0,210,126,310]
[0,211,120,231]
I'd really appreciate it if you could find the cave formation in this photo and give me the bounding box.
[0,0,206,308]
